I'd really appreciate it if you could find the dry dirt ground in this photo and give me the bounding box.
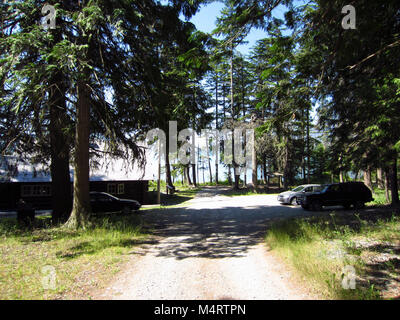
[93,187,321,300]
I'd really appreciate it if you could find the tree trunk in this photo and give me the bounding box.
[227,164,232,185]
[230,45,240,190]
[389,156,399,206]
[197,146,200,185]
[263,156,267,185]
[364,167,372,191]
[306,104,311,184]
[48,29,72,224]
[339,170,344,183]
[215,147,219,185]
[49,74,72,224]
[183,166,188,185]
[215,71,219,131]
[66,81,91,229]
[252,130,257,187]
[49,85,71,224]
[157,149,161,204]
[165,148,174,192]
[192,164,197,187]
[377,168,385,189]
[384,168,391,204]
[206,136,213,184]
[186,165,192,186]
[234,170,240,190]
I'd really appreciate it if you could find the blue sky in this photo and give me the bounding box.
[187,1,289,56]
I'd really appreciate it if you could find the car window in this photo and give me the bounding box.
[304,187,313,192]
[292,186,304,192]
[330,185,341,192]
[321,185,329,193]
[313,186,322,192]
[97,194,113,202]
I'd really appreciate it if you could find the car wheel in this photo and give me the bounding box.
[301,204,310,211]
[311,200,322,211]
[343,203,351,210]
[354,201,365,210]
[290,197,297,206]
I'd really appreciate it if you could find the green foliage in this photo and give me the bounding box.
[266,213,400,299]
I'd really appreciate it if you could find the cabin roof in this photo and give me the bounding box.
[0,155,152,183]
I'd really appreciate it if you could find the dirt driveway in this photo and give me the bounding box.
[95,187,318,300]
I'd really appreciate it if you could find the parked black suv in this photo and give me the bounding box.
[299,182,373,211]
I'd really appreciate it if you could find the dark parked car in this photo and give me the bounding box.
[299,182,373,211]
[90,192,141,214]
[277,184,322,205]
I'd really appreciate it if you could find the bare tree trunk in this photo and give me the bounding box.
[227,164,232,185]
[364,166,372,191]
[339,170,344,183]
[183,165,188,185]
[186,165,192,186]
[157,148,161,204]
[306,104,311,184]
[206,136,213,184]
[215,147,219,185]
[385,168,391,204]
[389,155,399,206]
[252,130,257,187]
[49,78,71,224]
[165,148,174,191]
[263,156,267,185]
[66,81,91,229]
[48,31,72,224]
[230,45,240,191]
[377,168,385,189]
[192,164,197,187]
[197,146,200,185]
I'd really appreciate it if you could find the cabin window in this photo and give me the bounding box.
[117,183,125,195]
[107,183,117,194]
[21,185,51,197]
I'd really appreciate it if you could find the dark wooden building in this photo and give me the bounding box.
[0,156,151,211]
[0,180,150,211]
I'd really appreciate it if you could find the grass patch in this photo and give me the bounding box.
[160,186,201,207]
[266,211,400,300]
[223,189,273,197]
[216,185,281,197]
[0,214,147,300]
[369,188,395,206]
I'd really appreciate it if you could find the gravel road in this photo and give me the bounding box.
[96,187,318,300]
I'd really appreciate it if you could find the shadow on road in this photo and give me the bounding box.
[141,198,316,260]
[140,187,396,261]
